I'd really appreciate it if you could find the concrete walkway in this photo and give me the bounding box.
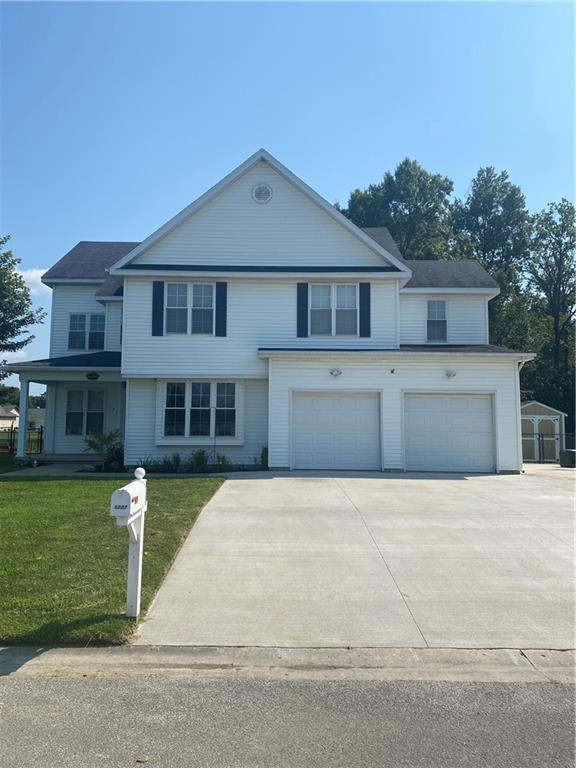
[136,466,574,649]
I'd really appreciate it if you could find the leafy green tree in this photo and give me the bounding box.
[0,235,46,379]
[338,158,454,260]
[451,167,531,280]
[30,393,46,409]
[0,383,20,405]
[523,200,575,425]
[528,200,575,370]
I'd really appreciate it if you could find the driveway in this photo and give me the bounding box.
[136,466,574,649]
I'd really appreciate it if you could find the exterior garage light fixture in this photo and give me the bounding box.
[329,369,342,377]
[445,370,457,378]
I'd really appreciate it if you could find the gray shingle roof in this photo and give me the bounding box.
[42,231,498,292]
[258,345,528,355]
[361,227,406,263]
[95,275,124,297]
[403,260,499,289]
[10,351,121,368]
[42,242,139,281]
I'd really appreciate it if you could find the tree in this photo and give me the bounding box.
[450,168,532,349]
[451,167,531,283]
[30,393,46,409]
[0,383,20,405]
[338,158,454,260]
[528,200,575,369]
[0,235,46,379]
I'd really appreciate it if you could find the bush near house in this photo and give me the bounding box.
[0,475,223,644]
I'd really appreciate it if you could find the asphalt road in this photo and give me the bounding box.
[0,678,573,768]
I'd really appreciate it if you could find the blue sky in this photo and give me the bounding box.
[1,1,574,391]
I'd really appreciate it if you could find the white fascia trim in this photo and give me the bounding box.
[42,278,106,286]
[257,350,536,362]
[401,287,500,297]
[108,148,412,278]
[111,269,405,281]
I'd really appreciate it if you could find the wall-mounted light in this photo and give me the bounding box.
[390,369,395,374]
[445,370,457,378]
[329,369,342,377]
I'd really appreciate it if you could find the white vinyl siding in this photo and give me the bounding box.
[400,294,488,345]
[50,285,108,357]
[122,279,398,377]
[124,378,268,466]
[105,302,123,350]
[267,357,521,472]
[131,163,393,268]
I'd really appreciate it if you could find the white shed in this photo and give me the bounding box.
[521,401,567,462]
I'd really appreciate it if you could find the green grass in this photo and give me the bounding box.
[0,476,223,644]
[0,453,16,474]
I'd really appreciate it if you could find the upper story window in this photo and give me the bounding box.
[68,313,105,351]
[165,283,214,335]
[309,284,358,336]
[427,300,447,343]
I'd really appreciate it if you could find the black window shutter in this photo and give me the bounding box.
[152,281,164,336]
[297,283,309,337]
[215,282,227,337]
[359,283,371,337]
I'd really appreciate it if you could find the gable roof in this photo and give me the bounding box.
[109,149,411,276]
[520,400,568,416]
[403,260,499,290]
[0,404,18,418]
[42,241,139,283]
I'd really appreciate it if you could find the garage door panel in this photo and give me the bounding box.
[292,392,380,470]
[405,394,495,472]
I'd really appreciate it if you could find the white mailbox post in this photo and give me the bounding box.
[111,467,147,618]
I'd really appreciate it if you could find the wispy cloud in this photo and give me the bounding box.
[18,268,51,296]
[3,350,28,362]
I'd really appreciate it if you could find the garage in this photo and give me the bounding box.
[292,392,380,470]
[404,394,495,472]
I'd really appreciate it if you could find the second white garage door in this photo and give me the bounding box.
[404,394,495,472]
[292,392,380,470]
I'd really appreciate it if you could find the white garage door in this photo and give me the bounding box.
[292,392,380,470]
[405,394,495,472]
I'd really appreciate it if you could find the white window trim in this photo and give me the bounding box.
[65,388,106,437]
[155,380,245,446]
[164,282,216,336]
[67,312,106,351]
[309,283,359,337]
[426,299,449,344]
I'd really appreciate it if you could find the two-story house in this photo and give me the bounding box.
[9,150,534,472]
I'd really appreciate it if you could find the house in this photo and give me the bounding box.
[0,405,19,431]
[521,400,567,462]
[7,149,535,472]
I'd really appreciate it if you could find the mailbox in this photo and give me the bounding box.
[111,473,146,526]
[110,467,147,618]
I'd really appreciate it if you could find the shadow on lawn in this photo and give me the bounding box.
[0,613,132,675]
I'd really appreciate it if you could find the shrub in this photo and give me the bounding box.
[216,453,231,470]
[260,446,268,469]
[191,449,209,473]
[84,430,124,470]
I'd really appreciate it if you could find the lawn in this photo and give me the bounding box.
[0,475,223,644]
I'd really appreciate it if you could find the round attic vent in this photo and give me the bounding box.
[252,183,273,204]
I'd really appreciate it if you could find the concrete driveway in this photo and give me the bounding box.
[136,466,574,649]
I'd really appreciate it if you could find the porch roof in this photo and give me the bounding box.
[6,351,121,372]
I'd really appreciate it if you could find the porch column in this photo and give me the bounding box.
[16,377,30,459]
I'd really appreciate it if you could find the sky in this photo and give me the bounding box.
[1,1,574,392]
